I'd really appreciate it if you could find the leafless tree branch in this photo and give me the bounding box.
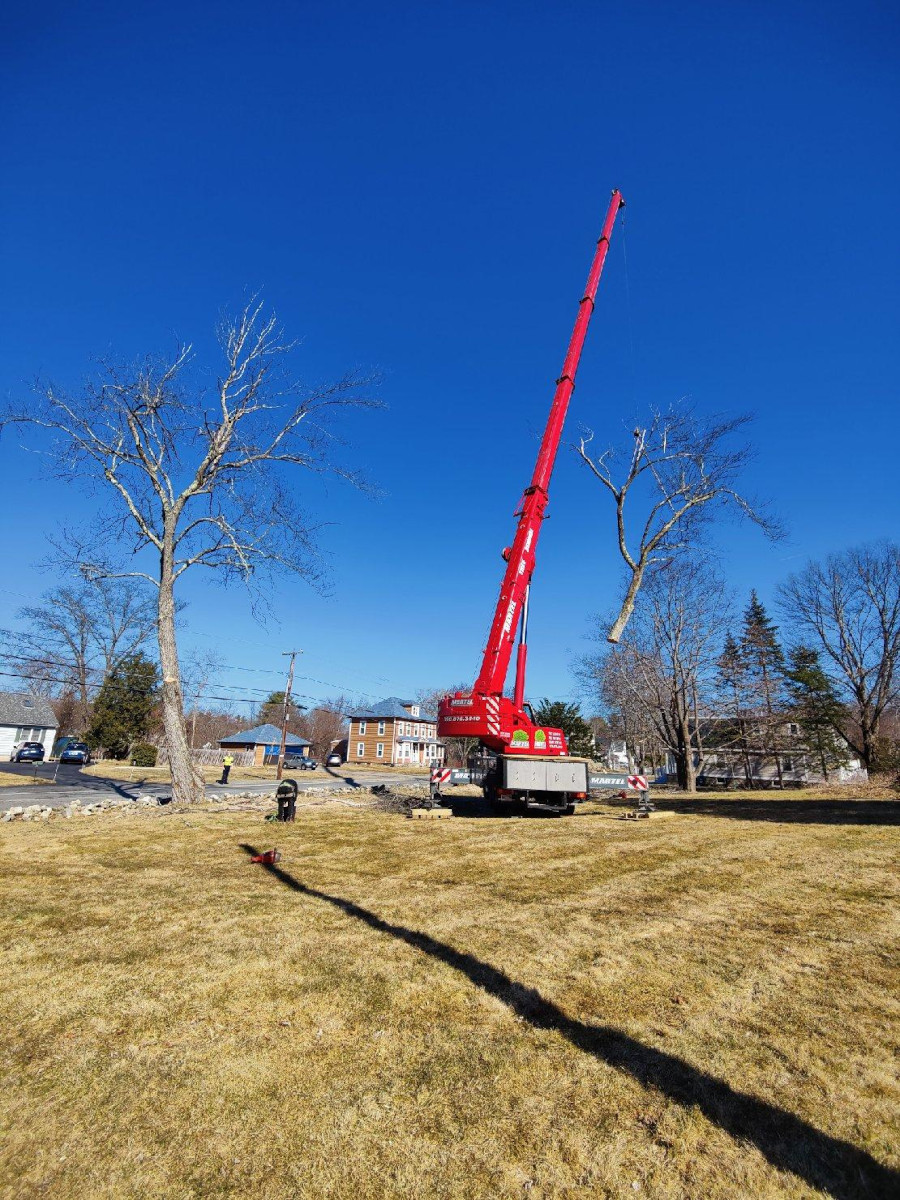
[577,403,783,642]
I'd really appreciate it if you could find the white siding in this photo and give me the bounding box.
[0,726,15,760]
[0,724,56,761]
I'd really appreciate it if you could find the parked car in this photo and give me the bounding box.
[326,753,342,767]
[284,755,318,771]
[60,741,92,765]
[11,741,45,763]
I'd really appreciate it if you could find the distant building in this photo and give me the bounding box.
[218,723,312,766]
[345,697,445,766]
[604,739,630,771]
[0,692,58,761]
[664,718,867,787]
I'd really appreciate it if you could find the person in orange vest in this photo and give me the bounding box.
[219,753,234,785]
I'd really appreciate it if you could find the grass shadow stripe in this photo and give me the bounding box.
[239,842,898,1200]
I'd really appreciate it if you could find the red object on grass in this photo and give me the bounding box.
[250,849,282,865]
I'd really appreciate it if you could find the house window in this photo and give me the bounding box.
[784,756,794,772]
[376,742,384,758]
[378,720,385,735]
[16,727,44,742]
[357,742,365,757]
[359,720,367,735]
[788,722,799,736]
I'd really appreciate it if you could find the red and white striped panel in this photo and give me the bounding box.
[485,695,501,737]
[628,774,648,791]
[431,768,451,785]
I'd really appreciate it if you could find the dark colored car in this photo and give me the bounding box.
[11,741,45,763]
[284,755,318,771]
[60,741,91,765]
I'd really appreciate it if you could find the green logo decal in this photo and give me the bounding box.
[533,730,546,746]
[511,730,530,747]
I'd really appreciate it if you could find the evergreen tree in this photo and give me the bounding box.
[785,646,849,779]
[532,700,596,759]
[257,691,286,727]
[87,652,159,759]
[740,590,787,785]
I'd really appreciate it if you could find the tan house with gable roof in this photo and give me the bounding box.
[346,697,444,766]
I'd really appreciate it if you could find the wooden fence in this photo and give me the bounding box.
[156,747,255,767]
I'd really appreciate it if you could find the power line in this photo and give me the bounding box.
[0,667,364,717]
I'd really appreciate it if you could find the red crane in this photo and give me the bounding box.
[437,191,625,809]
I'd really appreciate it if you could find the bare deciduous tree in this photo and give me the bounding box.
[577,404,781,642]
[3,299,377,801]
[1,578,158,730]
[296,700,349,761]
[579,563,731,791]
[778,542,900,770]
[187,706,248,751]
[179,649,226,749]
[576,663,666,774]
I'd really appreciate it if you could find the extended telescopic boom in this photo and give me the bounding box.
[472,189,625,701]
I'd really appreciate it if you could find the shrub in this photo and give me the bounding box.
[131,743,158,768]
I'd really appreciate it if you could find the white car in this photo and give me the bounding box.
[326,753,342,766]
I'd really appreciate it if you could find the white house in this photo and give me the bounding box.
[663,718,868,786]
[0,692,58,761]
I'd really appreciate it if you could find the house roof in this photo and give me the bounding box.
[0,691,58,729]
[346,696,437,721]
[219,723,311,747]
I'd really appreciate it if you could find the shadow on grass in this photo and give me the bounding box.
[240,842,897,1200]
[658,798,900,826]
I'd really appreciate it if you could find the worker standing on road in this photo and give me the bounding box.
[219,753,234,785]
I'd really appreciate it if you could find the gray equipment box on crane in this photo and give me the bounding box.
[501,756,589,793]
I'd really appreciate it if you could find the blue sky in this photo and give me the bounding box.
[1,0,898,715]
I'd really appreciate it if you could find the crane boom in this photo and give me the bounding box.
[438,190,624,763]
[473,189,625,699]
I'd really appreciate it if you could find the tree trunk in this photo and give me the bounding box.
[681,716,697,792]
[761,664,784,788]
[816,729,829,780]
[732,683,752,785]
[673,715,697,793]
[860,718,877,771]
[157,544,204,803]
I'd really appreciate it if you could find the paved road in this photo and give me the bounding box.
[0,762,430,811]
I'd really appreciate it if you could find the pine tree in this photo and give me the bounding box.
[740,591,786,786]
[257,691,286,727]
[532,700,596,759]
[785,646,849,780]
[87,652,159,759]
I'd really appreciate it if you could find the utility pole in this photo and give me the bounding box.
[277,650,303,780]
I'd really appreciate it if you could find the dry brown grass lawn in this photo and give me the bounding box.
[1,798,898,1199]
[0,772,42,788]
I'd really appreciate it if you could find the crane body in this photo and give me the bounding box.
[437,190,625,812]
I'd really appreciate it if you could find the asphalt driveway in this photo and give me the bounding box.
[0,761,430,811]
